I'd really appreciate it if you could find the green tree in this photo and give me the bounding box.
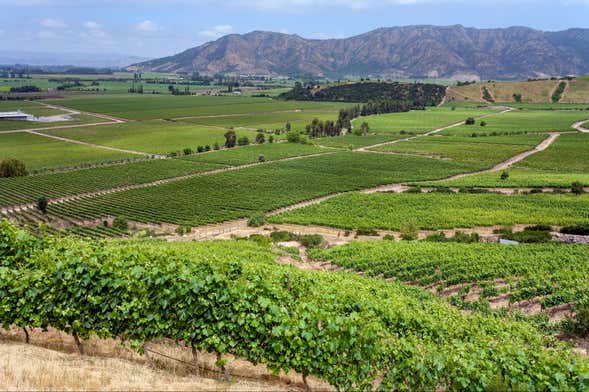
[572,181,585,195]
[286,131,301,143]
[501,171,509,180]
[465,117,476,125]
[285,122,292,133]
[37,196,48,214]
[255,132,265,144]
[224,130,237,148]
[237,136,250,146]
[0,158,28,178]
[113,216,129,231]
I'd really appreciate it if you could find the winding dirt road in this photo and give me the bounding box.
[572,119,589,133]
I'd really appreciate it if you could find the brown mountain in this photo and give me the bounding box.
[129,25,589,80]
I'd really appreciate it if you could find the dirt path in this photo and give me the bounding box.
[355,108,513,152]
[572,119,589,133]
[171,108,336,121]
[0,151,335,216]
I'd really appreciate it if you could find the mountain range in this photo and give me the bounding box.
[128,25,589,80]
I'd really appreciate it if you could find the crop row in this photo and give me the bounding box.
[1,221,587,390]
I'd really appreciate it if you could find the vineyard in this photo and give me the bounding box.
[0,159,220,207]
[269,192,589,230]
[37,152,475,226]
[310,241,589,320]
[1,221,588,390]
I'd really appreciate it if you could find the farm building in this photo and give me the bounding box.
[0,111,33,121]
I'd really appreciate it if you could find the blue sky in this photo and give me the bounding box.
[1,0,588,58]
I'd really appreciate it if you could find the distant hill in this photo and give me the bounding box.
[447,79,589,104]
[129,25,589,80]
[0,51,150,68]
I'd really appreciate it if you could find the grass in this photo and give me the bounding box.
[49,94,353,120]
[359,107,498,134]
[44,120,266,155]
[0,132,135,170]
[369,134,545,169]
[442,109,588,135]
[180,143,327,166]
[45,152,475,226]
[0,159,220,207]
[429,133,589,187]
[0,100,66,116]
[269,192,589,231]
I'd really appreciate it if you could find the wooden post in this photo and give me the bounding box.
[72,331,84,355]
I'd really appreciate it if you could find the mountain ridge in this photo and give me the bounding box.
[128,25,589,80]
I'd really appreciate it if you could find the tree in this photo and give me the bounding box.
[255,132,265,144]
[268,135,274,144]
[237,136,250,146]
[0,158,28,178]
[354,122,370,136]
[258,154,266,162]
[247,213,265,227]
[224,130,237,148]
[480,121,487,127]
[465,117,476,125]
[285,122,292,133]
[183,148,192,156]
[213,142,220,150]
[37,196,48,214]
[501,171,510,180]
[286,131,301,143]
[572,181,585,195]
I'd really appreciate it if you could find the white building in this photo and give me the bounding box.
[0,111,33,121]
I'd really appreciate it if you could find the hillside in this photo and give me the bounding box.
[129,25,589,80]
[447,79,589,104]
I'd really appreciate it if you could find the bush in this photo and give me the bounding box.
[224,130,237,148]
[247,213,265,227]
[258,154,266,163]
[498,226,552,243]
[197,146,205,153]
[0,158,28,178]
[561,304,589,337]
[183,148,192,155]
[400,222,418,241]
[286,131,301,143]
[237,136,250,146]
[37,196,48,214]
[113,216,129,231]
[268,135,274,144]
[255,132,265,144]
[356,228,379,237]
[270,231,296,242]
[247,234,272,246]
[205,145,211,152]
[500,171,509,180]
[560,225,589,236]
[297,234,324,248]
[383,234,396,241]
[465,117,476,125]
[213,142,220,150]
[572,181,585,195]
[480,121,487,127]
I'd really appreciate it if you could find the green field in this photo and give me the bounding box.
[0,100,66,116]
[179,110,339,132]
[50,94,353,120]
[314,133,406,148]
[269,192,589,230]
[359,107,498,134]
[3,221,584,390]
[0,159,220,207]
[443,109,589,135]
[180,143,326,166]
[430,133,589,187]
[45,120,266,155]
[0,132,135,170]
[44,152,475,226]
[311,241,589,312]
[370,134,545,169]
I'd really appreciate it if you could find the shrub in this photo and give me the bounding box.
[480,121,487,127]
[258,154,266,163]
[113,216,129,231]
[465,117,476,125]
[500,171,509,180]
[197,146,205,153]
[213,142,220,150]
[560,225,589,236]
[356,228,379,237]
[37,197,48,214]
[383,234,396,241]
[297,234,324,249]
[0,158,28,178]
[572,181,585,195]
[247,213,265,227]
[400,222,418,241]
[237,136,250,146]
[224,130,237,148]
[205,145,211,152]
[270,231,296,242]
[248,234,272,246]
[268,135,274,144]
[561,304,589,337]
[286,131,301,143]
[183,148,192,155]
[255,132,265,144]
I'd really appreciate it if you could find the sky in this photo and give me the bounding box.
[1,0,588,59]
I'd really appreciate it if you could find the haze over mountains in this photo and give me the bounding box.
[129,25,589,80]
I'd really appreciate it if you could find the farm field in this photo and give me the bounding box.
[314,133,407,148]
[310,241,589,318]
[269,192,589,230]
[180,143,326,166]
[49,94,353,120]
[44,120,266,155]
[431,133,589,187]
[0,100,67,116]
[0,159,220,207]
[43,152,476,226]
[179,110,339,132]
[0,132,135,170]
[1,221,585,391]
[442,109,588,135]
[359,107,497,134]
[369,134,545,169]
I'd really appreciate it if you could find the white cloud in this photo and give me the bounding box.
[40,18,67,28]
[83,20,107,38]
[199,24,234,39]
[136,19,161,32]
